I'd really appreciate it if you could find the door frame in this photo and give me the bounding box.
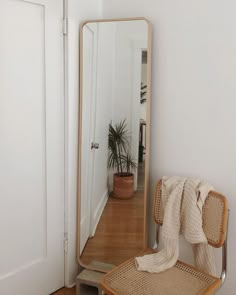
[63,0,69,288]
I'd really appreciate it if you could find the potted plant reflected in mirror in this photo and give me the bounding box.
[108,120,137,199]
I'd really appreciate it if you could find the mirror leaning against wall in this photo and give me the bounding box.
[78,18,152,272]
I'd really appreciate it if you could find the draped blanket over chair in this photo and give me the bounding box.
[135,176,216,276]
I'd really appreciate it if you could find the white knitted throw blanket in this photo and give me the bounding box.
[135,176,216,276]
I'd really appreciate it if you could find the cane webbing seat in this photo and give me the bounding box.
[101,249,221,295]
[101,179,229,295]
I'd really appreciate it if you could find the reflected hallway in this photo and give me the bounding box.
[80,190,144,266]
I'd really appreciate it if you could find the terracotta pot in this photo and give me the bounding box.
[113,173,134,199]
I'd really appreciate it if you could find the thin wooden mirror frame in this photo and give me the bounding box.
[77,17,152,273]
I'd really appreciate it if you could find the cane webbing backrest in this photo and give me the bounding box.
[153,180,228,248]
[101,249,221,295]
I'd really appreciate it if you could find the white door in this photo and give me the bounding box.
[80,24,97,253]
[0,0,64,294]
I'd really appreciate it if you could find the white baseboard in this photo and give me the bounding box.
[90,190,108,237]
[65,282,76,288]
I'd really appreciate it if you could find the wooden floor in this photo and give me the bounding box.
[80,189,144,267]
[52,287,76,295]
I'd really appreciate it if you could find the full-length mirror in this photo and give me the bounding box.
[78,18,152,272]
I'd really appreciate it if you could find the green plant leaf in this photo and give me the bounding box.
[120,153,138,174]
[108,119,136,174]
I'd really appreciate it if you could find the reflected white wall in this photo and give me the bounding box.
[140,63,147,122]
[112,21,148,130]
[111,21,148,188]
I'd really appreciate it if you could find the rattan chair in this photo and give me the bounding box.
[101,180,229,295]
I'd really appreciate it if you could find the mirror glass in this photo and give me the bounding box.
[78,19,151,271]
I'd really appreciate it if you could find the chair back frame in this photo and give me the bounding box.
[153,179,229,283]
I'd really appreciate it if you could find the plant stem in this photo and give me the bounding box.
[115,145,120,174]
[118,144,123,174]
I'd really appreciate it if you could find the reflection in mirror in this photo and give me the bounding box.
[78,19,151,272]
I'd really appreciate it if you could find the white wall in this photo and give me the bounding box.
[112,21,148,187]
[102,1,236,294]
[65,0,102,287]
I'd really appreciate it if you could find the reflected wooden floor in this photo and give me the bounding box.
[81,190,144,266]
